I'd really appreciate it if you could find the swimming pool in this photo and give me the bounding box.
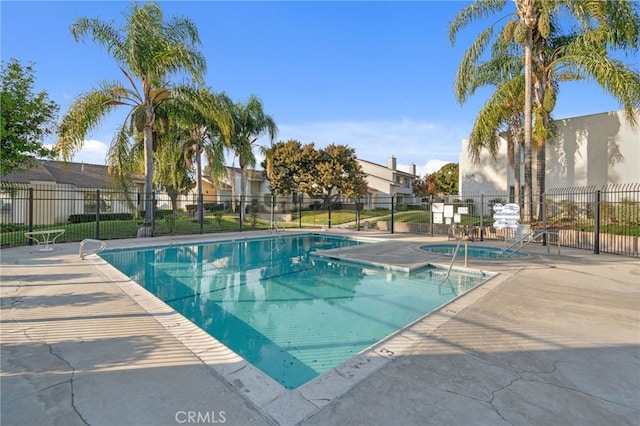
[420,243,528,258]
[100,234,489,389]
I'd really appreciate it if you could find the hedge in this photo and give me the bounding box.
[69,212,134,223]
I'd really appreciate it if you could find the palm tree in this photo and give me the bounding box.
[154,123,196,215]
[170,87,233,222]
[450,0,538,221]
[227,95,278,222]
[450,0,640,222]
[529,2,640,219]
[55,2,206,230]
[454,34,526,206]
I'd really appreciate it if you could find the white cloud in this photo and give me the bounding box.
[420,159,450,175]
[265,118,465,171]
[72,139,109,165]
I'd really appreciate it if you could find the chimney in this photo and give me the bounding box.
[409,163,416,175]
[387,156,396,170]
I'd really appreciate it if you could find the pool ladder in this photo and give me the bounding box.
[269,221,284,234]
[79,239,107,259]
[442,239,463,281]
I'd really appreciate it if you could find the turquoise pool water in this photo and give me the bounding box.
[100,234,489,389]
[420,243,528,258]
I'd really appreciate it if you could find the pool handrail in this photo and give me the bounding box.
[442,238,463,281]
[79,239,107,259]
[502,229,560,257]
[269,221,284,234]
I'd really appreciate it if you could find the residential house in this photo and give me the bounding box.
[357,156,419,208]
[1,153,421,226]
[1,160,144,226]
[195,157,419,211]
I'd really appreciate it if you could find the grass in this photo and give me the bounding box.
[297,209,382,225]
[2,210,637,246]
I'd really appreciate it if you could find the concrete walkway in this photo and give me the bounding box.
[1,230,638,425]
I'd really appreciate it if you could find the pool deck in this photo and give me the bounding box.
[1,229,639,426]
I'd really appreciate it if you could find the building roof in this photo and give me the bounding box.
[1,159,143,188]
[357,158,417,177]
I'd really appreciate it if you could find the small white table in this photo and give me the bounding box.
[24,229,66,252]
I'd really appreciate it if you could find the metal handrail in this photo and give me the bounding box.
[269,221,284,234]
[79,239,107,259]
[443,238,463,281]
[502,230,560,257]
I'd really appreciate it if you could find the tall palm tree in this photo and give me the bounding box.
[170,87,233,221]
[55,2,206,229]
[228,95,278,221]
[154,123,196,215]
[450,0,640,222]
[450,0,538,221]
[529,2,640,219]
[454,33,525,207]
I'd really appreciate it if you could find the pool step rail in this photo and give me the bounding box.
[442,239,463,281]
[79,239,107,259]
[501,229,561,257]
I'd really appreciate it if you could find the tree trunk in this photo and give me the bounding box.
[239,163,247,223]
[142,103,155,228]
[514,139,522,208]
[230,164,236,213]
[196,148,203,223]
[523,28,533,223]
[536,133,547,221]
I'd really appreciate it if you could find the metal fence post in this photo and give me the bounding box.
[391,195,395,234]
[198,192,204,234]
[239,195,243,232]
[429,195,433,236]
[479,194,484,241]
[542,192,547,246]
[594,189,600,254]
[27,187,34,244]
[96,189,101,240]
[151,191,156,237]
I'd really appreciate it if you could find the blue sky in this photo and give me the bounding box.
[1,1,628,176]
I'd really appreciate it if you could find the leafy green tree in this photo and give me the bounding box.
[431,163,459,195]
[268,139,309,196]
[412,173,437,200]
[55,1,206,228]
[270,141,367,208]
[0,58,58,176]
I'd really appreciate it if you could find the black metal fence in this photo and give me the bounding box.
[1,182,638,257]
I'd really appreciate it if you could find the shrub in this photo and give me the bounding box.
[69,212,133,223]
[615,199,639,225]
[204,203,224,212]
[0,223,27,233]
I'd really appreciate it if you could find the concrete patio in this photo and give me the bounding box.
[1,230,638,425]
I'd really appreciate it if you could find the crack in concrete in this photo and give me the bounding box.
[487,359,639,421]
[23,330,90,426]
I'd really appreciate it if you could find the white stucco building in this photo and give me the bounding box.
[459,109,640,196]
